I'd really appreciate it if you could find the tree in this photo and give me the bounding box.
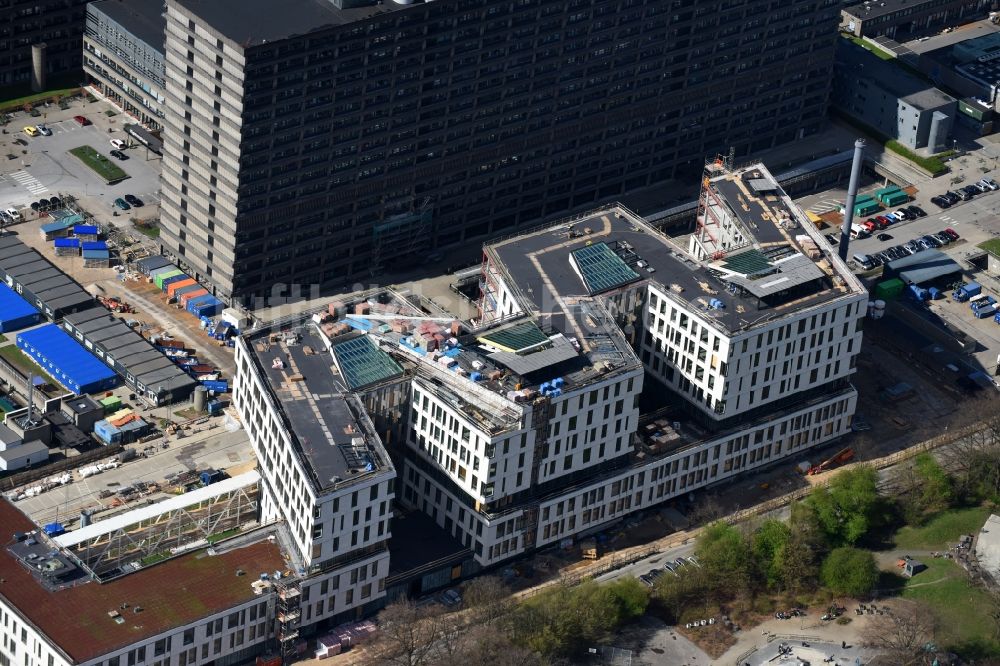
[862,600,937,666]
[652,565,712,623]
[604,577,649,623]
[369,599,447,666]
[694,521,753,598]
[751,519,791,590]
[938,416,1000,502]
[463,576,513,628]
[431,625,543,666]
[806,466,882,545]
[820,547,879,598]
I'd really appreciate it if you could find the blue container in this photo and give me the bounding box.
[160,273,189,292]
[201,380,229,393]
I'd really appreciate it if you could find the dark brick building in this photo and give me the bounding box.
[160,0,840,304]
[0,0,91,88]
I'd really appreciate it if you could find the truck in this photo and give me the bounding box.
[975,304,998,319]
[953,282,982,302]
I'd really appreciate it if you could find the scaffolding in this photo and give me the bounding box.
[274,577,302,664]
[55,472,260,579]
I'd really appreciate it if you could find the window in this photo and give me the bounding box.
[183,628,195,645]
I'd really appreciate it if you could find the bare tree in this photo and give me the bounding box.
[862,600,937,666]
[431,625,543,666]
[369,599,448,666]
[463,576,514,628]
[939,416,1000,498]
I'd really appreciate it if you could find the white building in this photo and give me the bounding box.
[233,322,399,653]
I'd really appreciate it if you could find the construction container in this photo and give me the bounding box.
[153,269,183,290]
[874,185,901,201]
[167,278,197,298]
[135,256,171,275]
[99,395,122,413]
[874,278,904,301]
[16,324,117,394]
[53,238,80,256]
[881,190,910,206]
[180,288,209,307]
[160,273,189,292]
[188,295,223,318]
[173,283,202,300]
[0,283,41,332]
[201,380,229,393]
[854,200,881,217]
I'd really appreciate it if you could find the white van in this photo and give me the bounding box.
[850,223,869,240]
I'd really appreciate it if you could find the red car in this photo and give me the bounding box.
[943,228,960,241]
[72,115,90,126]
[874,215,891,229]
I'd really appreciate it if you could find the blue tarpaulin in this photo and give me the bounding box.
[16,324,117,394]
[73,225,99,235]
[0,283,40,332]
[53,238,80,248]
[40,218,76,234]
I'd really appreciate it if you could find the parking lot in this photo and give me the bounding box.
[0,97,161,230]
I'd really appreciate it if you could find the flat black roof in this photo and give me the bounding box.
[844,0,936,20]
[248,324,390,491]
[173,0,403,48]
[90,0,167,52]
[387,510,470,580]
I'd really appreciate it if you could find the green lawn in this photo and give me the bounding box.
[0,86,81,115]
[849,35,894,61]
[892,506,992,550]
[903,559,1000,657]
[0,345,57,388]
[68,145,127,183]
[979,239,1000,257]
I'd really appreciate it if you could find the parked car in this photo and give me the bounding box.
[73,115,90,126]
[875,215,892,228]
[930,195,951,209]
[985,178,1000,191]
[825,233,838,245]
[110,138,126,150]
[124,194,144,207]
[904,240,922,254]
[863,219,877,232]
[113,197,131,211]
[918,238,935,250]
[894,209,911,220]
[890,246,907,259]
[877,233,892,241]
[22,126,38,137]
[438,589,462,607]
[932,232,951,245]
[35,123,52,136]
[906,205,927,217]
[942,228,960,241]
[110,149,128,161]
[943,191,962,204]
[4,208,20,223]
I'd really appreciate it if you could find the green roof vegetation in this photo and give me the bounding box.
[978,238,1000,257]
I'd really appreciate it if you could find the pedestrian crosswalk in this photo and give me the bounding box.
[10,170,47,195]
[807,199,843,215]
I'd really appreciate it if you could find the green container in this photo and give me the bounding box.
[875,186,901,198]
[875,278,904,301]
[855,201,881,216]
[100,395,122,414]
[881,191,910,206]
[854,193,876,205]
[154,269,182,290]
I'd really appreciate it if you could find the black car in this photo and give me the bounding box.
[930,196,950,209]
[943,191,962,204]
[877,233,892,241]
[124,194,144,207]
[110,149,129,161]
[922,234,943,248]
[47,196,61,208]
[906,205,926,217]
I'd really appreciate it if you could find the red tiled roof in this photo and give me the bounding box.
[0,500,286,664]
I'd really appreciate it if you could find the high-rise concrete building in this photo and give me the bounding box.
[159,0,840,304]
[0,0,91,88]
[83,0,167,130]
